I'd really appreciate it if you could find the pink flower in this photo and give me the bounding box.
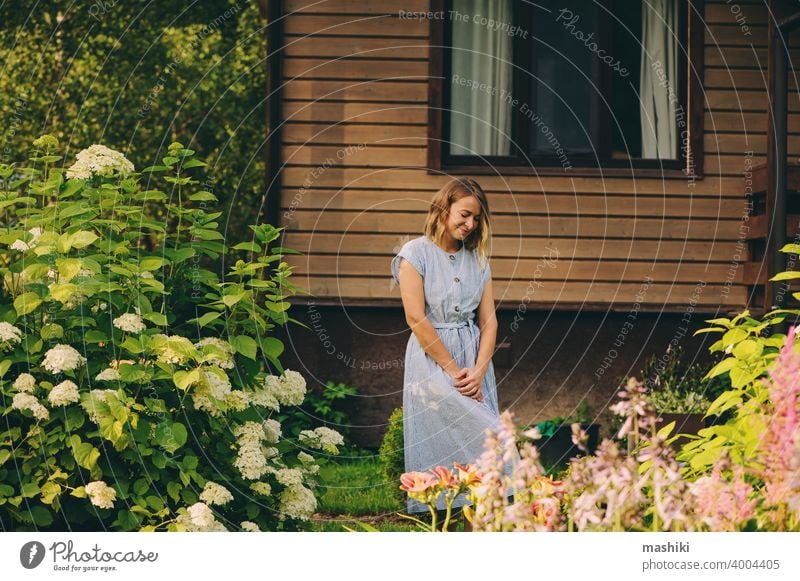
[454,463,482,489]
[431,466,457,490]
[399,471,438,494]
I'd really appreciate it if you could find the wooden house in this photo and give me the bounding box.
[263,0,800,445]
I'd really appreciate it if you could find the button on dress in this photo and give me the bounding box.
[391,235,514,513]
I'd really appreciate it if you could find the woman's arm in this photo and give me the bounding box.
[475,277,498,375]
[453,277,497,400]
[397,259,463,379]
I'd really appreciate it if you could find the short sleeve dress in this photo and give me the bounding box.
[391,235,515,513]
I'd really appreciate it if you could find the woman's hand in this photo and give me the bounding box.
[452,367,484,402]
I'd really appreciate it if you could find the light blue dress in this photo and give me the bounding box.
[391,235,512,513]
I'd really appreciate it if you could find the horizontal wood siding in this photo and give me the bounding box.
[278,0,800,310]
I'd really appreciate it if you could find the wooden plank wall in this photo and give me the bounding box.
[278,0,800,311]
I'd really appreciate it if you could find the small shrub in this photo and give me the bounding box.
[378,408,405,505]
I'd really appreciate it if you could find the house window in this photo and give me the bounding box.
[437,0,701,173]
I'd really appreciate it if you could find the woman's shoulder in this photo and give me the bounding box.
[400,236,429,254]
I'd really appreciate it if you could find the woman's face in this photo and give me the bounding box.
[444,195,481,242]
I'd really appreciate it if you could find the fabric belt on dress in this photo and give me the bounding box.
[431,320,475,329]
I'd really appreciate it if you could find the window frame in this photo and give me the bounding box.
[427,0,705,178]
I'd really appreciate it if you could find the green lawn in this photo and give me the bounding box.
[306,453,469,532]
[307,453,413,531]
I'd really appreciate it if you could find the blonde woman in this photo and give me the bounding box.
[391,178,513,518]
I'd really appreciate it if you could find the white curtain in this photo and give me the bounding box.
[640,0,679,159]
[449,0,513,156]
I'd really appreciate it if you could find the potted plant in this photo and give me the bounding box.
[639,345,719,448]
[526,402,600,471]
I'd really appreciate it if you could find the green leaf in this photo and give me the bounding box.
[188,190,216,201]
[14,292,41,315]
[138,257,164,272]
[195,311,222,328]
[704,357,736,380]
[722,327,748,346]
[732,339,762,360]
[121,336,144,354]
[72,441,101,470]
[770,270,800,281]
[173,369,201,391]
[231,335,258,360]
[222,291,248,307]
[0,449,11,466]
[56,258,83,281]
[21,482,40,498]
[49,283,77,304]
[0,359,11,379]
[259,337,284,359]
[170,247,196,264]
[83,330,108,344]
[142,312,167,326]
[182,159,207,169]
[70,230,99,249]
[29,505,54,526]
[133,479,149,495]
[167,481,182,502]
[155,422,188,454]
[41,323,64,340]
[232,242,262,252]
[266,301,291,313]
[134,190,167,201]
[40,481,62,505]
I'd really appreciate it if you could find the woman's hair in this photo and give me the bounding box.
[424,177,491,267]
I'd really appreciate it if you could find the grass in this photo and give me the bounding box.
[306,451,416,532]
[305,451,473,532]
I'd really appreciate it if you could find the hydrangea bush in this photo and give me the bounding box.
[0,137,342,531]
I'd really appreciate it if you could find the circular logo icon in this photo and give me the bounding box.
[19,541,46,569]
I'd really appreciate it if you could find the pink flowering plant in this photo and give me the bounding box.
[398,463,481,531]
[0,137,342,531]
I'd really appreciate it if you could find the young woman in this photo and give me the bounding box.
[391,177,513,517]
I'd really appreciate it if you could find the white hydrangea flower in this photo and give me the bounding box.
[85,481,116,509]
[199,481,234,507]
[278,370,306,406]
[187,502,216,528]
[0,322,23,346]
[13,373,36,393]
[48,380,80,407]
[12,392,49,421]
[240,521,260,532]
[9,227,42,253]
[247,383,280,412]
[112,313,146,334]
[195,337,235,369]
[250,482,272,497]
[224,391,249,411]
[65,144,135,180]
[299,426,344,454]
[276,468,303,487]
[41,344,87,374]
[233,422,269,480]
[176,511,227,532]
[278,484,316,521]
[95,368,120,382]
[297,451,315,465]
[192,368,232,417]
[262,418,281,443]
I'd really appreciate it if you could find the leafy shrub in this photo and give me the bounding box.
[278,380,359,444]
[0,137,342,531]
[378,408,405,505]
